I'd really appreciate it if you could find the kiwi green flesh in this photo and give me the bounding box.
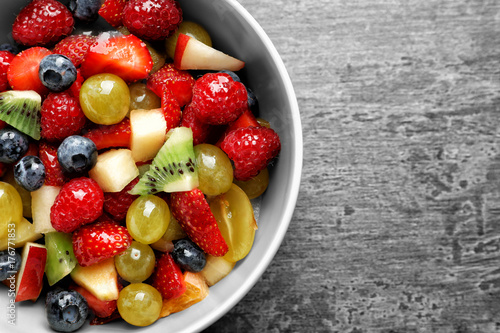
[0,90,42,140]
[130,126,199,195]
[45,232,78,286]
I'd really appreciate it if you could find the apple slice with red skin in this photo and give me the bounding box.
[174,33,245,71]
[15,242,47,302]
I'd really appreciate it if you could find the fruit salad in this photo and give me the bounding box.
[0,0,281,331]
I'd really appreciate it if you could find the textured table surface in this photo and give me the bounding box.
[204,0,500,332]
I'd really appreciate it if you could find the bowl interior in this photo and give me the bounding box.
[0,0,302,332]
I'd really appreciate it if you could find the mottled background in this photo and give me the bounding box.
[204,0,500,332]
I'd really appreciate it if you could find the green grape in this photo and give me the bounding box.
[209,184,257,262]
[80,73,130,125]
[256,118,271,128]
[115,241,155,283]
[233,167,269,199]
[126,195,170,244]
[129,82,161,111]
[117,283,162,327]
[150,215,187,252]
[0,181,23,240]
[194,144,233,196]
[2,169,32,218]
[165,21,213,59]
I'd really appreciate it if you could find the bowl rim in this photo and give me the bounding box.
[185,0,303,331]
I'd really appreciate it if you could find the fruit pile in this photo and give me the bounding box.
[0,0,281,331]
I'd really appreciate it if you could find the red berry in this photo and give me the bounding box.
[68,69,84,99]
[122,0,182,41]
[12,0,74,47]
[7,47,52,96]
[39,141,68,186]
[70,285,117,318]
[53,35,97,67]
[161,88,181,132]
[51,177,104,233]
[80,33,153,83]
[146,63,194,107]
[98,0,128,28]
[152,252,186,300]
[170,188,228,257]
[72,221,132,267]
[180,103,211,145]
[0,51,14,92]
[220,126,281,181]
[190,73,247,125]
[83,118,131,151]
[41,92,86,142]
[103,177,139,221]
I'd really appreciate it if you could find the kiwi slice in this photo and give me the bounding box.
[130,126,199,195]
[0,90,42,140]
[45,231,77,286]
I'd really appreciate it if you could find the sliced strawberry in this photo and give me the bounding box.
[72,221,132,267]
[39,141,68,186]
[180,103,211,146]
[161,88,182,132]
[83,118,131,150]
[170,188,228,257]
[146,63,194,107]
[7,47,52,96]
[70,285,117,318]
[152,252,186,300]
[53,34,97,67]
[99,0,128,28]
[0,51,14,92]
[80,33,153,83]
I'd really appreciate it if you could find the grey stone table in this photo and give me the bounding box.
[204,0,500,332]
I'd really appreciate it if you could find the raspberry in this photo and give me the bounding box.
[41,92,86,142]
[147,63,194,107]
[220,126,281,181]
[12,0,74,47]
[190,73,248,125]
[122,0,182,41]
[50,177,104,233]
[103,177,140,221]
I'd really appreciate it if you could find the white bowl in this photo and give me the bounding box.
[0,0,302,332]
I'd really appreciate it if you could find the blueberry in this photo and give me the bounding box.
[39,54,77,92]
[0,128,29,164]
[0,250,21,281]
[45,289,89,332]
[172,239,207,272]
[0,43,19,54]
[69,0,101,22]
[247,87,259,112]
[57,135,97,177]
[14,155,46,191]
[219,70,241,82]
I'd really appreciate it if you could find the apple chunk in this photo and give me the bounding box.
[15,242,47,302]
[70,257,119,301]
[89,149,139,192]
[0,218,42,251]
[174,33,245,71]
[31,185,61,234]
[130,108,167,162]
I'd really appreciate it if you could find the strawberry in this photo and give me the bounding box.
[122,0,182,41]
[98,0,128,28]
[215,107,260,147]
[38,141,68,186]
[0,162,6,178]
[0,51,14,92]
[7,47,52,96]
[51,177,104,233]
[73,221,132,267]
[41,92,86,142]
[70,285,117,318]
[170,189,228,256]
[103,177,139,221]
[161,88,182,132]
[190,72,248,125]
[53,34,97,67]
[83,118,131,150]
[146,63,194,107]
[180,103,211,146]
[220,126,281,181]
[0,120,6,130]
[12,0,74,47]
[152,252,186,300]
[68,69,84,98]
[80,33,153,83]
